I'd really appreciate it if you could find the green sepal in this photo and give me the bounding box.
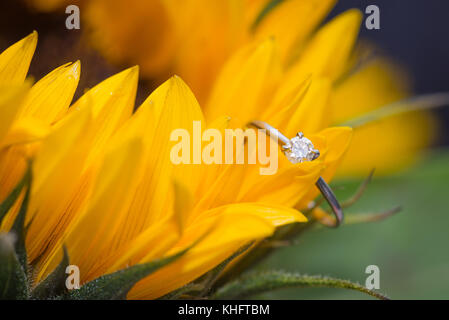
[30,246,70,299]
[0,233,29,299]
[69,247,190,300]
[212,270,389,300]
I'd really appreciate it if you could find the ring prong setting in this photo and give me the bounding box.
[282,132,320,164]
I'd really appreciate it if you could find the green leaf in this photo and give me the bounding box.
[69,247,190,300]
[31,247,70,299]
[212,270,389,300]
[10,165,32,271]
[0,233,29,299]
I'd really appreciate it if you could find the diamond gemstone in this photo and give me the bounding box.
[283,134,318,164]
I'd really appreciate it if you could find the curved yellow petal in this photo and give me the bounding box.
[0,82,32,213]
[263,75,312,127]
[160,76,205,196]
[0,32,37,86]
[0,83,30,145]
[31,107,91,195]
[283,77,332,137]
[0,117,50,148]
[128,202,303,299]
[99,76,205,251]
[238,162,324,207]
[19,61,80,122]
[194,115,231,198]
[25,106,92,260]
[206,38,281,126]
[255,0,335,63]
[102,180,193,275]
[70,66,139,165]
[39,136,144,282]
[25,65,143,264]
[280,9,362,99]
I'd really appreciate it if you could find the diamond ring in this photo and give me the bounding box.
[282,132,320,163]
[248,120,343,227]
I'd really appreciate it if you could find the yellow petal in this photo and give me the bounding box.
[102,180,193,274]
[40,136,144,282]
[97,76,205,252]
[146,76,205,193]
[262,75,312,127]
[85,0,175,76]
[25,106,93,261]
[0,117,50,148]
[194,115,231,198]
[19,61,80,123]
[280,9,361,98]
[332,58,408,121]
[337,112,435,177]
[167,0,249,103]
[206,38,281,126]
[70,66,139,165]
[317,126,353,170]
[0,83,32,216]
[238,162,324,207]
[210,202,307,226]
[255,0,335,63]
[128,202,303,299]
[192,161,248,217]
[0,32,37,86]
[30,107,91,195]
[0,83,30,144]
[297,126,353,208]
[159,76,205,196]
[104,219,180,276]
[283,77,332,137]
[173,180,194,235]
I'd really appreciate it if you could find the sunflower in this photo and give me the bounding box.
[26,0,435,176]
[0,30,353,299]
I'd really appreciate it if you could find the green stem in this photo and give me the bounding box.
[213,270,389,300]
